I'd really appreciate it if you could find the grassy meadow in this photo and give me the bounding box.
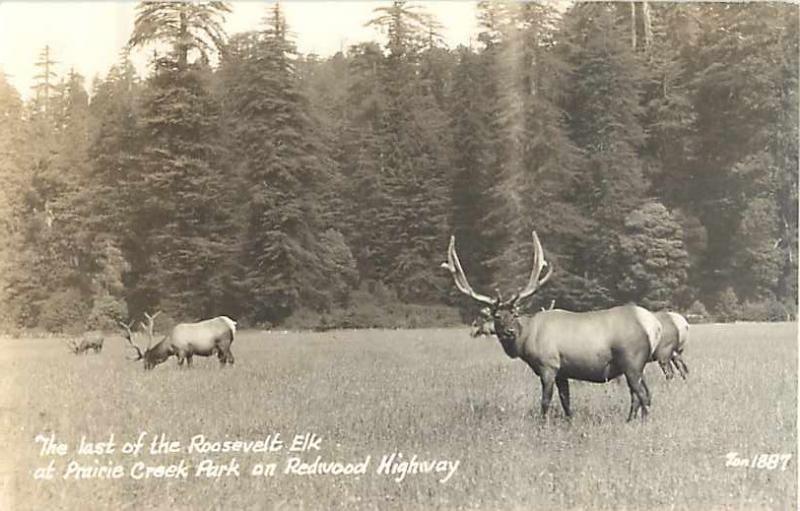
[0,322,796,510]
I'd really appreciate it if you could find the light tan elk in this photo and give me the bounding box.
[651,311,690,379]
[66,331,104,354]
[442,231,662,421]
[121,312,237,370]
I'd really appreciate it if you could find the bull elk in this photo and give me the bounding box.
[442,231,662,421]
[66,331,104,355]
[651,311,690,380]
[121,312,236,370]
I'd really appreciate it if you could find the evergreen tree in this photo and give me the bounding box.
[367,1,451,301]
[0,74,33,326]
[478,1,584,303]
[563,2,650,299]
[220,5,354,323]
[81,57,142,324]
[688,3,798,305]
[641,3,698,206]
[30,45,59,118]
[617,202,690,309]
[731,198,784,300]
[129,1,231,70]
[338,42,391,282]
[447,47,495,297]
[127,0,235,319]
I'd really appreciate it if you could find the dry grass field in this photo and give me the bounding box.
[0,322,796,510]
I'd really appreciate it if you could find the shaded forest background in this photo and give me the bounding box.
[0,1,796,332]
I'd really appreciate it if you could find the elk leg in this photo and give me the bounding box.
[641,376,651,405]
[678,356,689,377]
[659,360,674,380]
[555,377,572,417]
[672,353,689,379]
[627,386,639,422]
[186,353,193,368]
[176,352,185,367]
[624,372,649,421]
[539,372,556,418]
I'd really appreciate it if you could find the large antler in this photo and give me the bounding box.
[139,311,161,351]
[514,230,553,303]
[440,235,495,306]
[119,320,143,360]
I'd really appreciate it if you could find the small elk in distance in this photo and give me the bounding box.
[121,312,237,370]
[442,231,662,421]
[66,331,104,355]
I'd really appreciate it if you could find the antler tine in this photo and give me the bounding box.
[118,320,132,335]
[442,235,495,306]
[441,238,470,295]
[141,311,160,350]
[516,230,554,302]
[119,320,143,360]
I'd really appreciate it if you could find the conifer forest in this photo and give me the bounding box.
[0,1,797,331]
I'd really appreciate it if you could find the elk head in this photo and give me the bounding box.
[65,338,80,354]
[441,230,553,348]
[119,311,167,370]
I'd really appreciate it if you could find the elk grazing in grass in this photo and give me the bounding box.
[120,312,170,370]
[652,311,690,380]
[66,331,104,354]
[121,312,236,370]
[442,231,662,421]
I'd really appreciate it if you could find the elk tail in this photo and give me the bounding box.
[633,306,662,355]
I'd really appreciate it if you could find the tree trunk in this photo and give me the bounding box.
[179,8,188,70]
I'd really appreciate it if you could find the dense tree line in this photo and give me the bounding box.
[0,1,796,331]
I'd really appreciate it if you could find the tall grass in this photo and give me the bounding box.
[0,323,796,510]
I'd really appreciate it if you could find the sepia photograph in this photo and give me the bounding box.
[0,1,797,509]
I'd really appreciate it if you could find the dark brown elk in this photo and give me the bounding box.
[442,231,662,421]
[120,312,169,370]
[651,311,690,379]
[121,312,236,370]
[66,331,104,354]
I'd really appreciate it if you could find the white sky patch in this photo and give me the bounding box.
[0,1,479,99]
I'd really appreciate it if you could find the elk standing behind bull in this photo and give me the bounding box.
[651,311,690,379]
[471,308,495,337]
[121,312,236,370]
[442,231,662,421]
